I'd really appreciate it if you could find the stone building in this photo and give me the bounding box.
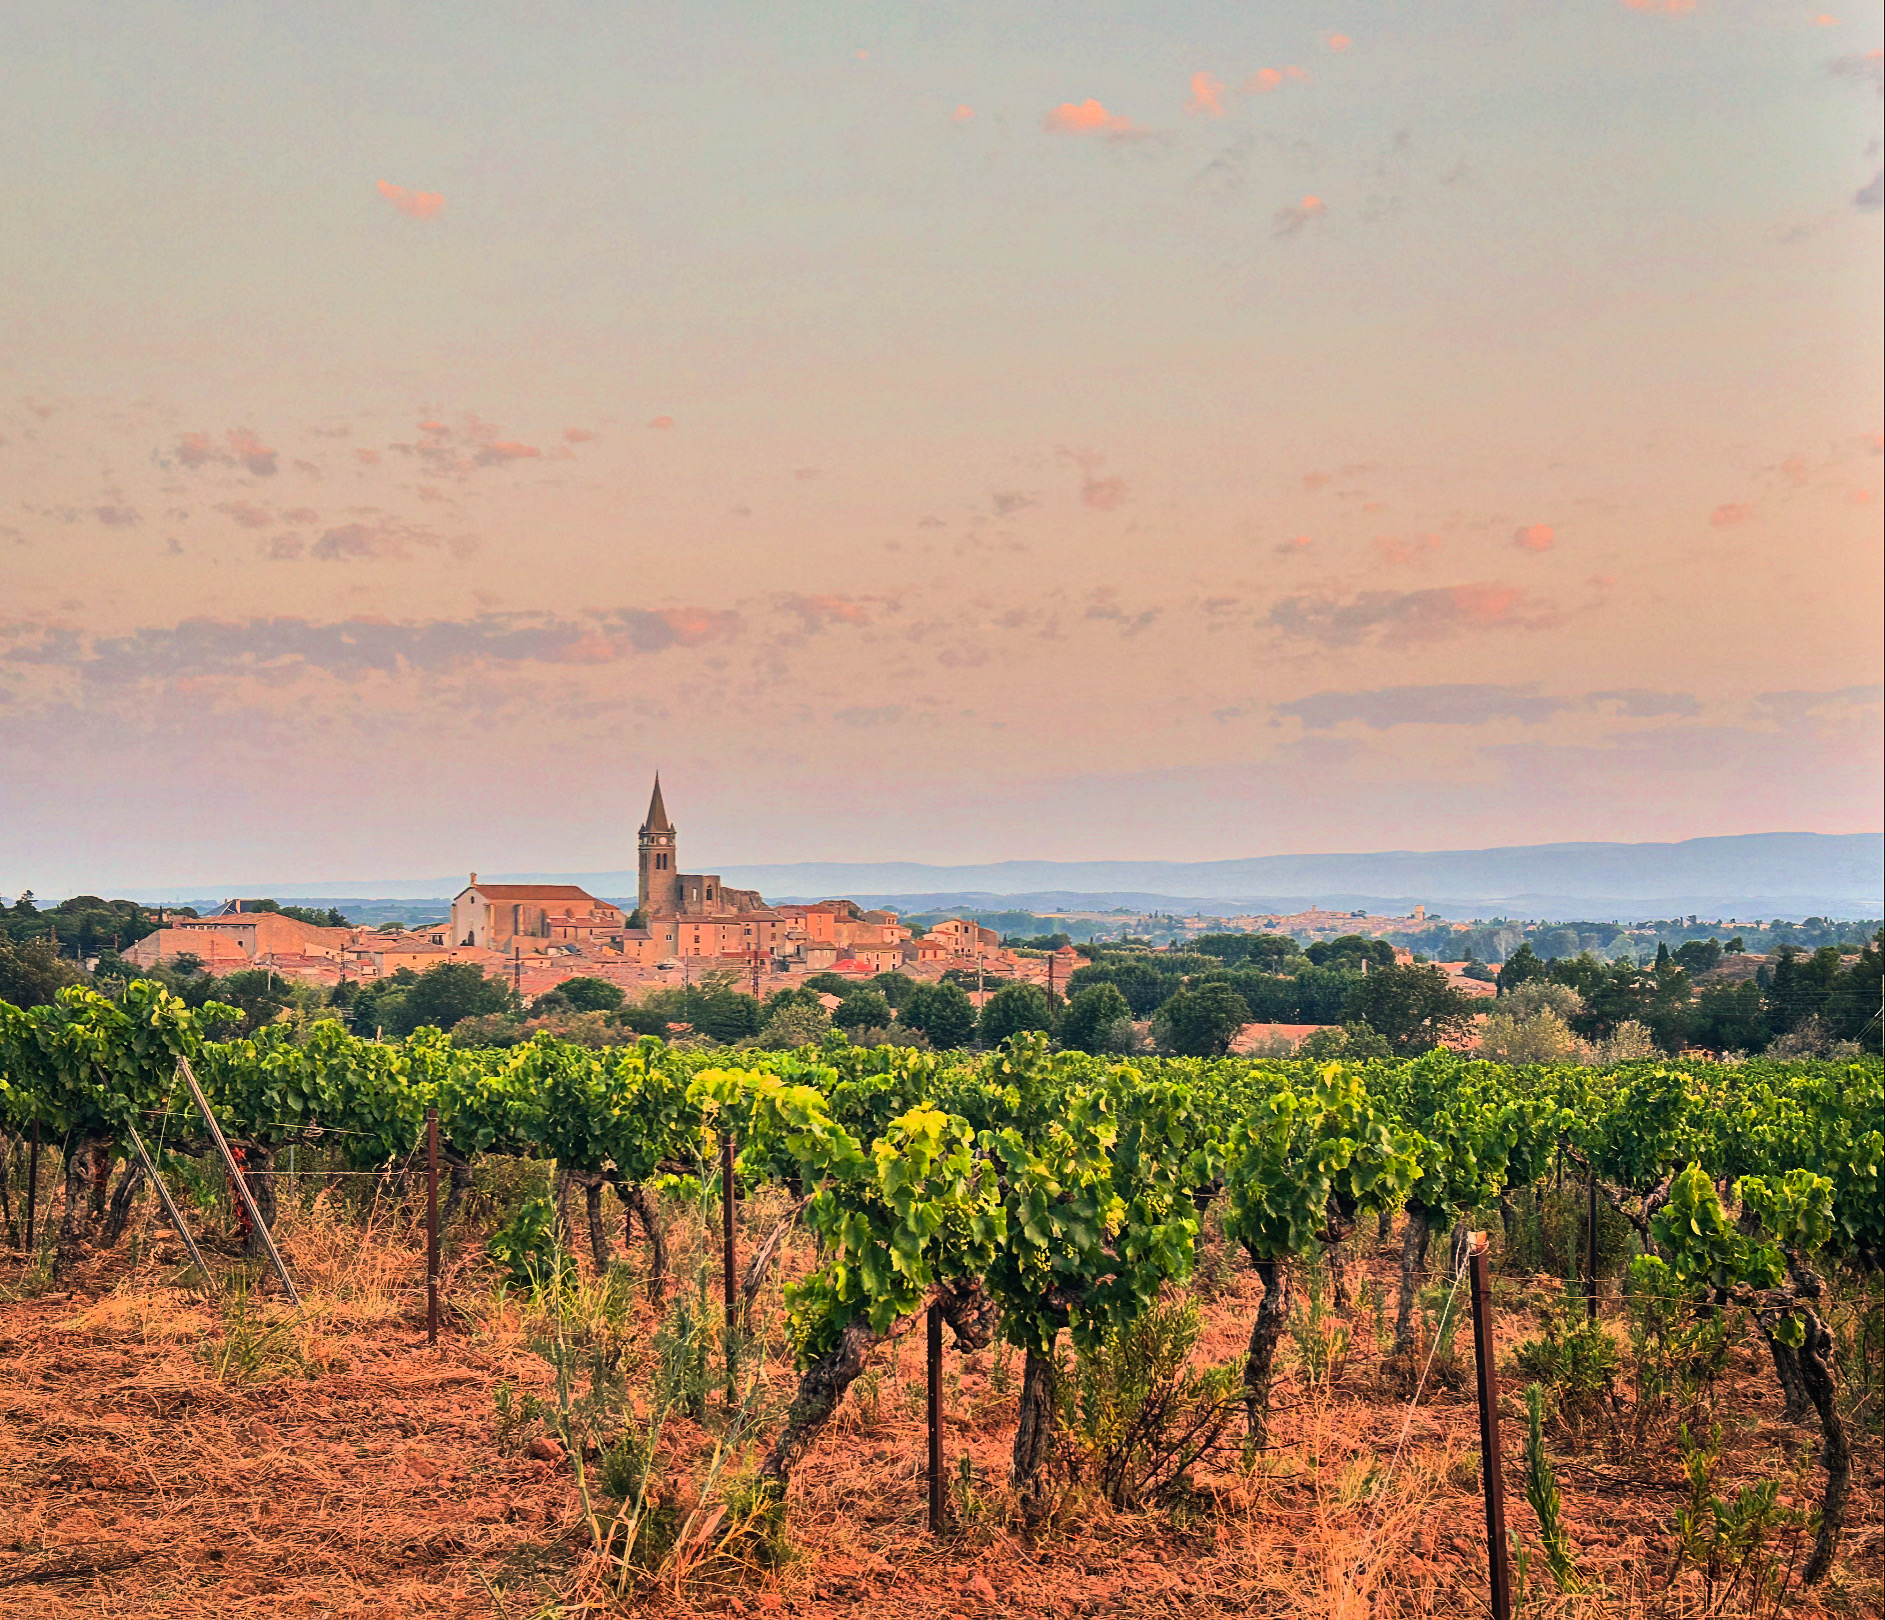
[451,878,626,952]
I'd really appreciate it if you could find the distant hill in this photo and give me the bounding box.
[114,832,1883,922]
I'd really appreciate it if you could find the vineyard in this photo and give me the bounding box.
[0,981,1880,1617]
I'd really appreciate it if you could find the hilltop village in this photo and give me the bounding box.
[125,779,1049,1005]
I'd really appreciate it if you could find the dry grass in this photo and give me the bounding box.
[0,1170,1877,1618]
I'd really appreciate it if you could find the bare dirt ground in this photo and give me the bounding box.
[0,1183,1878,1619]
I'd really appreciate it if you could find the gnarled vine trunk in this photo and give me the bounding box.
[581,1176,611,1273]
[1011,1341,1060,1513]
[242,1143,277,1263]
[1393,1204,1432,1354]
[617,1182,669,1298]
[1243,1256,1292,1446]
[99,1160,147,1249]
[55,1135,108,1275]
[1798,1305,1848,1583]
[0,1134,19,1249]
[758,1278,998,1493]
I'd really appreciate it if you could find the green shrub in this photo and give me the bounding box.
[487,1197,575,1292]
[1058,1295,1240,1508]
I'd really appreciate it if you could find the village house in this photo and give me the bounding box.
[124,899,353,968]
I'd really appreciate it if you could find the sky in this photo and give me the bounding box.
[2,1,1881,897]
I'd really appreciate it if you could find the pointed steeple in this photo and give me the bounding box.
[642,773,673,834]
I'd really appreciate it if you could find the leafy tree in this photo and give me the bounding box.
[556,975,626,1013]
[617,1000,672,1039]
[832,988,893,1033]
[1192,932,1297,967]
[869,971,917,1008]
[1342,962,1478,1055]
[1821,933,1882,1051]
[213,968,294,1036]
[0,937,81,1009]
[1673,938,1723,974]
[803,971,859,998]
[757,1000,834,1048]
[1693,980,1770,1053]
[1295,1021,1393,1061]
[979,982,1053,1045]
[244,899,350,927]
[898,979,977,1049]
[1057,982,1134,1054]
[1153,983,1250,1057]
[1067,956,1175,1018]
[1304,935,1393,970]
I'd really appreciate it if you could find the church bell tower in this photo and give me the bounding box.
[638,774,680,915]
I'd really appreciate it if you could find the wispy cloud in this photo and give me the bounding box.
[1276,684,1572,730]
[0,607,744,685]
[1044,100,1143,137]
[1512,523,1554,551]
[1830,49,1883,95]
[1709,502,1753,527]
[386,414,543,476]
[1268,581,1559,646]
[777,593,878,628]
[1587,689,1700,718]
[214,500,273,529]
[1246,66,1310,93]
[1187,73,1225,117]
[1273,195,1326,237]
[174,427,279,477]
[377,179,445,218]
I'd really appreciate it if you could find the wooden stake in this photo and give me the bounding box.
[1468,1233,1512,1620]
[927,1303,944,1533]
[25,1120,39,1254]
[1586,1171,1599,1324]
[175,1056,300,1308]
[426,1107,440,1346]
[722,1131,737,1398]
[124,1121,216,1295]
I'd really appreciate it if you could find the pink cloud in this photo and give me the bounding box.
[215,500,274,529]
[1780,453,1809,486]
[227,429,278,477]
[653,607,740,646]
[1188,72,1226,117]
[1246,66,1308,94]
[780,593,874,628]
[1512,523,1555,551]
[1269,580,1559,646]
[1622,0,1696,11]
[1375,534,1443,565]
[649,415,675,430]
[1709,502,1753,527]
[355,448,381,466]
[1302,471,1332,491]
[173,427,278,477]
[563,427,596,444]
[377,179,445,219]
[1044,99,1142,136]
[1276,535,1314,554]
[952,105,974,124]
[1273,195,1327,237]
[282,507,320,524]
[1328,34,1352,51]
[176,431,216,468]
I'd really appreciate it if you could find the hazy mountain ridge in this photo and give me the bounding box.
[110,833,1883,921]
